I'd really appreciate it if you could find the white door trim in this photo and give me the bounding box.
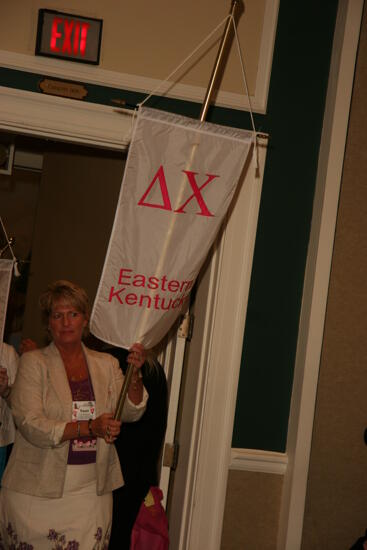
[0,86,132,149]
[186,142,267,550]
[277,1,364,549]
[159,328,188,508]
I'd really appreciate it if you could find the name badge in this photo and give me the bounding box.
[72,400,97,451]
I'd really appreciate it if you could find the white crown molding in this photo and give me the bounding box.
[0,49,256,112]
[0,1,278,114]
[0,86,132,150]
[230,448,288,475]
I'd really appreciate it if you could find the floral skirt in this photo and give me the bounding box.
[0,463,112,549]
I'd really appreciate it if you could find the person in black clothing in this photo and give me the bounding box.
[107,347,168,550]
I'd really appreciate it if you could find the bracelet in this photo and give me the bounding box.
[131,372,143,391]
[77,421,81,439]
[88,418,94,437]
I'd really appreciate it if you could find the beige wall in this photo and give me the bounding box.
[221,470,283,550]
[0,0,265,96]
[302,5,367,550]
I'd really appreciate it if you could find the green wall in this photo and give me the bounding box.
[232,0,339,451]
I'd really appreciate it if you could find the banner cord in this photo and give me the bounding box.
[230,14,260,174]
[0,216,20,276]
[136,13,262,174]
[137,14,230,110]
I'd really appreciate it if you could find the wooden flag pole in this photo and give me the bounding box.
[114,359,135,420]
[114,0,243,421]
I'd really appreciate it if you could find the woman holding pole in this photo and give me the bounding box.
[0,279,148,549]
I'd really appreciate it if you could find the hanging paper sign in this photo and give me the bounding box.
[90,107,253,349]
[0,260,13,344]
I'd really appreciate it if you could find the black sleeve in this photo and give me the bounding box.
[110,353,168,550]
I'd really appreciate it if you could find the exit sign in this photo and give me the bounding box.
[36,9,103,65]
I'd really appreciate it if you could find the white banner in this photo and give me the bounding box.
[90,107,253,349]
[0,259,13,345]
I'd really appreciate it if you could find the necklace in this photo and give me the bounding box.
[68,371,88,382]
[64,359,88,382]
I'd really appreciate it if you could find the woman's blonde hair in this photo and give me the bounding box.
[39,280,90,327]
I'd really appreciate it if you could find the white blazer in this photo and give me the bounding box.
[2,342,147,498]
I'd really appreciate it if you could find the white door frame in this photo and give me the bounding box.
[183,142,267,550]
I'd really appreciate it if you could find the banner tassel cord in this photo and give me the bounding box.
[0,216,20,277]
[136,11,266,176]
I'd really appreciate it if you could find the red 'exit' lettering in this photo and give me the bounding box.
[50,17,90,56]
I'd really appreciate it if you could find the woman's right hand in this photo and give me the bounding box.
[91,412,121,443]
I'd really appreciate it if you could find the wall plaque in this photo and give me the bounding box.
[39,78,88,100]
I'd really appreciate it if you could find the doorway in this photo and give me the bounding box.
[0,133,126,348]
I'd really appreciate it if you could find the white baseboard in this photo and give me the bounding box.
[230,448,288,475]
